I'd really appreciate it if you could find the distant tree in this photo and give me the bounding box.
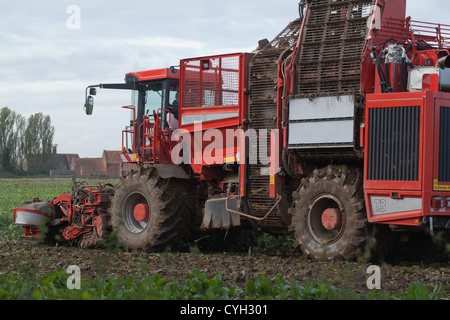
[0,107,25,172]
[1,147,12,171]
[0,108,55,175]
[23,113,55,174]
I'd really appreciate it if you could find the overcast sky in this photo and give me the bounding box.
[0,0,448,158]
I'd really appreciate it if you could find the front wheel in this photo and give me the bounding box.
[109,168,193,251]
[289,165,368,261]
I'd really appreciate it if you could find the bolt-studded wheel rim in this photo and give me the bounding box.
[122,192,150,234]
[307,194,346,245]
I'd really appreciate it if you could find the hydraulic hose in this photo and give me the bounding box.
[376,49,388,93]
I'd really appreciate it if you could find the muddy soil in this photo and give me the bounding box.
[1,239,449,299]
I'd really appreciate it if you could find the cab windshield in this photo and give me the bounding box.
[126,79,179,152]
[131,82,162,117]
[131,80,179,120]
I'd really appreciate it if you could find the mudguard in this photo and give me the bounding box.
[153,164,190,179]
[201,197,241,229]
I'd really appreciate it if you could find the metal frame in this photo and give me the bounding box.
[178,53,252,181]
[364,91,450,226]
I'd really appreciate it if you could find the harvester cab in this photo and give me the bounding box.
[84,68,180,165]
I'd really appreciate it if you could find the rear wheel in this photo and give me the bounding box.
[109,168,193,251]
[289,165,368,261]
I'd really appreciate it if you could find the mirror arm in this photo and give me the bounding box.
[83,82,144,115]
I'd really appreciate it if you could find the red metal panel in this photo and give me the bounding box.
[239,53,253,197]
[423,74,440,92]
[364,91,450,225]
[432,96,450,191]
[126,68,179,82]
[361,0,406,95]
[364,92,425,225]
[364,92,426,192]
[178,53,252,182]
[180,53,251,112]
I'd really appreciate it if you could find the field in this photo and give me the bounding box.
[1,178,450,302]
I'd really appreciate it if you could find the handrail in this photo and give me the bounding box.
[225,194,281,221]
[121,105,136,154]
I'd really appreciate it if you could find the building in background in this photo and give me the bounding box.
[48,150,122,178]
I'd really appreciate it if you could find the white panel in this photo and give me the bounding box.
[288,120,354,146]
[408,67,439,92]
[182,112,238,125]
[14,211,47,226]
[289,95,354,121]
[370,196,422,216]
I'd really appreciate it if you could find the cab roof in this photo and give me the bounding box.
[125,68,179,83]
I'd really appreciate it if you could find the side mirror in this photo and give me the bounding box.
[85,95,94,115]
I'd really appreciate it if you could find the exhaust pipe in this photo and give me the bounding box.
[436,55,450,69]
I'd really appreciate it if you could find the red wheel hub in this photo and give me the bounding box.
[321,208,342,231]
[134,203,149,222]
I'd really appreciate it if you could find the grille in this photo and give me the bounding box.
[247,19,303,233]
[439,107,450,182]
[182,55,240,108]
[368,106,420,181]
[295,0,374,98]
[246,0,374,231]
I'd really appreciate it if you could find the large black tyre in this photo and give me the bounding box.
[109,168,193,251]
[289,165,368,261]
